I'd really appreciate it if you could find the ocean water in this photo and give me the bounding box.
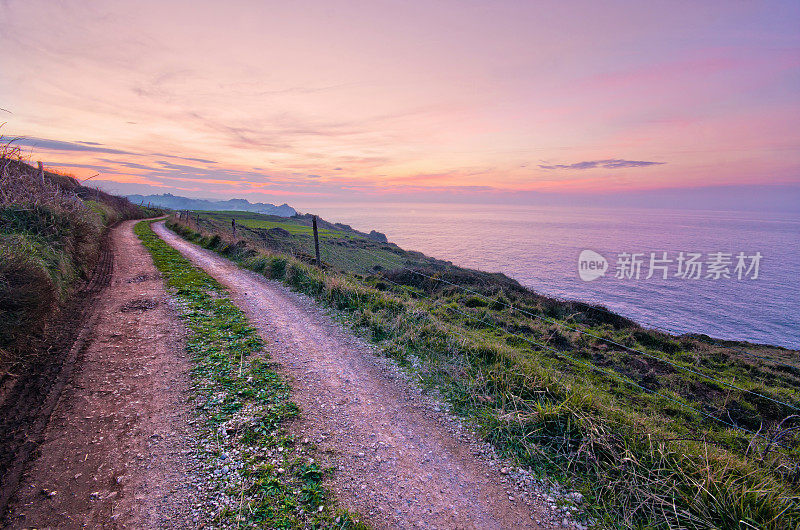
[305,203,800,349]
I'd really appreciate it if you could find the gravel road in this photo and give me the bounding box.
[154,221,563,529]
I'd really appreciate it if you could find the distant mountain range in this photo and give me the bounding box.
[126,193,297,217]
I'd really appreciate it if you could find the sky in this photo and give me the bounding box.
[1,0,799,209]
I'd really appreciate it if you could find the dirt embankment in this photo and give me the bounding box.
[0,238,109,518]
[154,221,561,529]
[3,220,200,529]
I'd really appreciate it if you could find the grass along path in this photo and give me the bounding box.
[135,220,364,529]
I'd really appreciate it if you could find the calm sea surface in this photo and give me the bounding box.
[305,203,800,349]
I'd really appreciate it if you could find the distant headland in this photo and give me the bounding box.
[126,193,297,217]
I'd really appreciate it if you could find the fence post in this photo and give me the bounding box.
[312,215,321,267]
[37,161,44,186]
[231,218,236,237]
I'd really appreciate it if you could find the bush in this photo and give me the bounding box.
[0,238,57,352]
[244,255,272,274]
[270,256,288,279]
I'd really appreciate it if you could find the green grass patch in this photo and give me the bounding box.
[196,211,349,239]
[135,220,365,529]
[237,218,344,238]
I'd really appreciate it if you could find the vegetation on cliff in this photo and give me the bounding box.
[167,211,799,529]
[0,144,157,366]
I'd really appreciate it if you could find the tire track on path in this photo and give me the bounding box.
[153,221,561,530]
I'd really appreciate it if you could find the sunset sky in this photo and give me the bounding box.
[1,0,799,207]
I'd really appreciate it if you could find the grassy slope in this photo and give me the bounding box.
[0,154,158,364]
[167,213,799,529]
[135,220,365,529]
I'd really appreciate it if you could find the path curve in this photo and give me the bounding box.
[154,221,557,529]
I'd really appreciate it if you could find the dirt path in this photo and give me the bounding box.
[153,222,559,529]
[5,220,200,529]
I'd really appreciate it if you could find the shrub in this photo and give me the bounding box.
[270,256,288,279]
[208,234,222,248]
[464,296,488,308]
[0,237,57,352]
[244,254,272,274]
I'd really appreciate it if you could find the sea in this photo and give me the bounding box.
[304,203,800,349]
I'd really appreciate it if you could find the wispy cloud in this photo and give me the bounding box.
[98,158,154,171]
[152,153,218,164]
[539,159,665,170]
[15,136,220,165]
[16,137,134,155]
[46,161,117,172]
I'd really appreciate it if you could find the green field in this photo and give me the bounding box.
[201,211,347,238]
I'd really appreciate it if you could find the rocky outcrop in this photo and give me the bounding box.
[367,230,388,243]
